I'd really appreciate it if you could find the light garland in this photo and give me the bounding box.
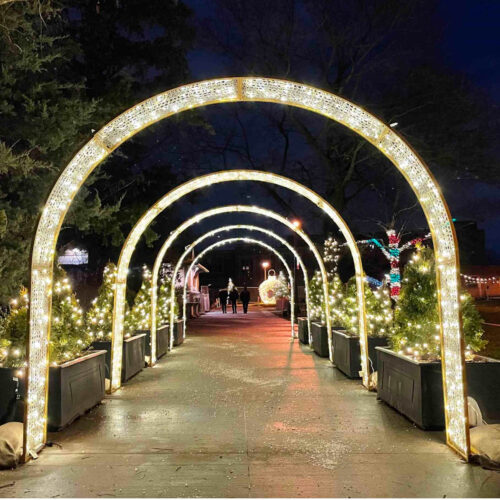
[28,77,467,459]
[170,224,310,344]
[150,204,328,365]
[182,237,295,341]
[461,274,499,284]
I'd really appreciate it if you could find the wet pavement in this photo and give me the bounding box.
[1,305,499,497]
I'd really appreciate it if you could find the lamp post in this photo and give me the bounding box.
[261,260,270,280]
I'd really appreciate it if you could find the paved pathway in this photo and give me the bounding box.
[1,305,499,497]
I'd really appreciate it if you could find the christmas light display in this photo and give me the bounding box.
[151,204,327,363]
[28,77,467,458]
[259,269,278,305]
[170,224,309,344]
[182,237,295,338]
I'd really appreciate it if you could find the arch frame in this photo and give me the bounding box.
[168,224,311,345]
[182,237,295,336]
[149,204,328,360]
[26,76,467,459]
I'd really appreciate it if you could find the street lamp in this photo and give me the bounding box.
[261,260,270,280]
[292,219,301,229]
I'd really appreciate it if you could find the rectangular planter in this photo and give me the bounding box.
[91,333,146,383]
[311,322,329,358]
[0,351,106,430]
[0,367,25,425]
[298,317,309,344]
[376,347,500,429]
[138,325,169,365]
[173,320,184,346]
[47,350,106,431]
[332,330,388,379]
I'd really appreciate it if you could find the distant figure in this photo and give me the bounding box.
[229,287,239,314]
[218,289,228,314]
[240,286,250,314]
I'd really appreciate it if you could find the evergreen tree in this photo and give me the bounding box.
[227,278,235,292]
[309,271,326,323]
[392,247,486,358]
[85,262,117,341]
[274,271,290,299]
[0,266,87,367]
[343,277,393,337]
[129,265,152,331]
[157,273,179,326]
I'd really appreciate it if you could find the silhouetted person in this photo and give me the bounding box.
[229,288,239,313]
[240,286,250,314]
[218,289,228,314]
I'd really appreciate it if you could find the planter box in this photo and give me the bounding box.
[173,320,184,346]
[91,333,146,383]
[48,350,106,430]
[332,330,388,379]
[298,317,309,344]
[311,322,329,358]
[138,325,169,365]
[0,367,25,425]
[0,351,106,430]
[376,347,500,429]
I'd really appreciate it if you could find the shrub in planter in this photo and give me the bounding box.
[0,268,105,429]
[378,247,498,427]
[86,263,142,381]
[332,278,392,378]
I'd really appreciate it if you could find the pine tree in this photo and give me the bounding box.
[227,278,235,292]
[309,271,326,323]
[392,247,486,359]
[85,263,117,341]
[129,265,152,332]
[157,274,179,326]
[0,266,87,367]
[274,271,290,299]
[342,277,393,337]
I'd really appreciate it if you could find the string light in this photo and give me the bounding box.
[28,77,467,459]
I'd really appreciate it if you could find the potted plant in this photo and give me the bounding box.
[0,268,106,430]
[87,263,145,382]
[309,271,330,357]
[376,247,500,428]
[274,271,290,318]
[331,277,392,379]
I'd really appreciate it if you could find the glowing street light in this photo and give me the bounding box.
[292,219,301,229]
[261,260,270,279]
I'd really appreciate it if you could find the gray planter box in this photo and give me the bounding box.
[91,333,146,383]
[138,325,169,366]
[173,320,184,346]
[332,330,388,379]
[311,322,329,358]
[376,347,500,429]
[0,351,106,430]
[47,350,106,430]
[0,367,25,425]
[298,317,309,344]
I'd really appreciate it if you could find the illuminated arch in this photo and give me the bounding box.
[28,77,468,459]
[168,224,311,346]
[182,237,295,333]
[113,171,361,390]
[150,205,328,360]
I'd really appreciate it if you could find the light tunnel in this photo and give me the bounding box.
[168,224,313,346]
[28,77,467,459]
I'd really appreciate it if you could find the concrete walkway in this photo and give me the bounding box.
[1,305,499,497]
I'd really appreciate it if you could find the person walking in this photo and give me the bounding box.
[229,287,239,314]
[218,288,228,314]
[240,286,250,314]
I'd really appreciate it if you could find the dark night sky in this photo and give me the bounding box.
[179,0,500,262]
